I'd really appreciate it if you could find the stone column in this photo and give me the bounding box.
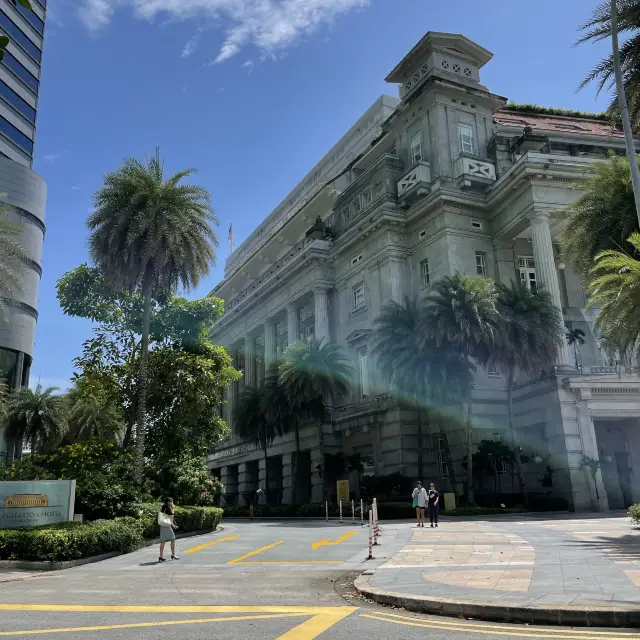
[258,457,267,500]
[221,466,238,506]
[387,257,405,304]
[264,320,277,369]
[310,448,324,502]
[226,383,236,434]
[313,287,330,344]
[493,241,516,284]
[237,462,255,507]
[281,452,294,504]
[287,303,300,344]
[528,210,571,367]
[244,335,255,388]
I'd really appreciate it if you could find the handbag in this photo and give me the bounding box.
[412,495,419,508]
[158,512,172,527]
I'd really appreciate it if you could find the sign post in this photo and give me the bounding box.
[0,480,76,529]
[336,480,349,505]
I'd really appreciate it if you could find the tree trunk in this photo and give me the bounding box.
[417,406,424,481]
[508,370,528,506]
[291,420,300,504]
[440,429,458,504]
[465,357,475,505]
[611,0,640,226]
[135,284,152,486]
[263,436,269,507]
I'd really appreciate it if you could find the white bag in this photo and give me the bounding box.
[158,512,172,527]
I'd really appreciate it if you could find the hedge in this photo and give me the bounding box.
[629,504,640,524]
[0,505,223,563]
[0,518,145,562]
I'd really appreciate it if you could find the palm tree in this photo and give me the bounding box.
[279,340,351,501]
[492,281,562,504]
[577,0,640,225]
[566,328,587,370]
[373,297,466,496]
[87,149,218,482]
[560,155,639,280]
[66,393,124,444]
[425,274,499,505]
[0,201,24,321]
[5,384,67,454]
[587,232,640,357]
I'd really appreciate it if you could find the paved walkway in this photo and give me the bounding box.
[356,514,640,626]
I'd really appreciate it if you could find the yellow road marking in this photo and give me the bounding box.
[184,534,239,553]
[0,613,303,637]
[227,540,284,564]
[311,531,358,550]
[359,614,637,639]
[367,610,639,636]
[275,608,356,639]
[0,605,351,615]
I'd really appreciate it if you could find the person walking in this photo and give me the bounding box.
[428,482,440,528]
[158,497,179,562]
[412,481,428,527]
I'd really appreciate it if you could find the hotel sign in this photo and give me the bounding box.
[0,480,76,528]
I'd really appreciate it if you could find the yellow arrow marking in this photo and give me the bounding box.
[311,531,358,550]
[185,534,239,553]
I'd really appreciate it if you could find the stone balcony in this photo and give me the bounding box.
[454,154,496,191]
[397,161,431,209]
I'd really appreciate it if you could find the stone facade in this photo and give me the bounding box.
[208,32,640,512]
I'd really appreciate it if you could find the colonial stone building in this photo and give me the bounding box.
[208,32,640,512]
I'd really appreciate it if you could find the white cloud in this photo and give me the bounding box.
[42,152,63,163]
[71,184,83,190]
[78,0,370,62]
[181,29,202,57]
[241,58,254,74]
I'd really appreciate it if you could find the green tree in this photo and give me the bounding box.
[566,327,587,370]
[425,274,499,505]
[372,298,466,496]
[560,155,639,279]
[0,204,24,321]
[5,384,67,454]
[587,232,640,357]
[491,281,562,503]
[65,389,124,444]
[86,149,218,484]
[279,340,351,500]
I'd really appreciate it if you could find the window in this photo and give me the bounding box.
[475,251,487,277]
[3,51,38,94]
[410,131,423,164]
[436,435,449,478]
[353,282,365,310]
[11,1,44,35]
[341,205,350,224]
[488,364,501,377]
[492,432,507,474]
[420,259,430,287]
[418,229,426,239]
[471,219,483,230]
[0,11,42,63]
[359,347,370,397]
[351,254,363,266]
[0,80,35,123]
[303,324,315,340]
[458,122,475,155]
[518,256,537,292]
[0,115,32,154]
[361,187,372,207]
[352,197,362,215]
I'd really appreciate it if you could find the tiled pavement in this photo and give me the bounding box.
[367,515,640,609]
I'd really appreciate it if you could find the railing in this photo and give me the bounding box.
[397,162,431,197]
[333,393,394,418]
[589,366,619,375]
[454,155,496,182]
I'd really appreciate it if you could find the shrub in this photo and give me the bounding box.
[629,504,640,525]
[0,518,145,562]
[126,503,223,539]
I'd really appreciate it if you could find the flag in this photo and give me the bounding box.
[228,223,234,253]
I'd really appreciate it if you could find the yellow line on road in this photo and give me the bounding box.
[0,605,352,615]
[275,608,357,639]
[366,610,640,636]
[231,561,344,565]
[311,531,358,550]
[0,614,304,637]
[227,540,284,564]
[184,534,239,553]
[359,614,638,639]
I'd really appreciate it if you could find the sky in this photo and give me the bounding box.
[31,0,613,390]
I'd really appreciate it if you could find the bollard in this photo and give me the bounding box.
[325,500,329,522]
[352,499,355,525]
[250,504,254,521]
[373,498,379,546]
[339,500,343,524]
[360,499,364,526]
[366,508,373,560]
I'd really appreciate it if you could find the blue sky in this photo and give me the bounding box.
[32,0,612,389]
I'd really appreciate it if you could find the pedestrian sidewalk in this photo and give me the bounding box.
[355,515,640,627]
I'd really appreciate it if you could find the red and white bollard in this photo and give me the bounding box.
[373,498,379,546]
[366,508,373,560]
[360,499,364,526]
[339,499,343,524]
[325,500,329,522]
[352,499,355,525]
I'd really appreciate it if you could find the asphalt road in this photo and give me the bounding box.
[0,520,636,639]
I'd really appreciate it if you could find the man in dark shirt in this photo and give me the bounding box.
[427,482,439,528]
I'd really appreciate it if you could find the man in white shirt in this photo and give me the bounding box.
[412,481,428,527]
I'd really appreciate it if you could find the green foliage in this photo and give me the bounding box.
[560,154,640,279]
[0,202,24,321]
[360,473,415,500]
[65,389,124,444]
[588,232,640,358]
[127,503,222,540]
[0,519,145,562]
[629,503,640,524]
[5,384,68,454]
[501,103,609,121]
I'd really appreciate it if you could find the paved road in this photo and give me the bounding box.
[0,521,636,639]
